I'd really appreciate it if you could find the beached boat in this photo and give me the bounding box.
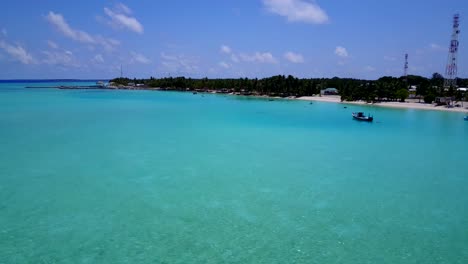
[352,112,373,122]
[96,81,105,87]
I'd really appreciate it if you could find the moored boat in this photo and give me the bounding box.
[352,112,373,122]
[464,116,468,121]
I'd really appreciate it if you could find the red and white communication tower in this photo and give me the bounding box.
[444,14,460,88]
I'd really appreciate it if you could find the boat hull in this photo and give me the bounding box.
[353,116,373,122]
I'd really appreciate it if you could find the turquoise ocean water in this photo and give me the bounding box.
[1,82,467,263]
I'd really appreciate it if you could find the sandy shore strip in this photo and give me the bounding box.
[297,96,468,113]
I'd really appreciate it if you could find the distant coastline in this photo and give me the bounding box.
[105,82,468,114]
[296,95,468,113]
[23,82,468,114]
[107,75,468,113]
[0,79,109,83]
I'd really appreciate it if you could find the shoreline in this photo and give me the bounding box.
[296,96,468,113]
[26,85,468,114]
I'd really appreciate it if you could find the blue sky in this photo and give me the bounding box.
[0,0,467,79]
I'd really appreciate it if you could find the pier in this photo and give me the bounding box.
[25,85,152,90]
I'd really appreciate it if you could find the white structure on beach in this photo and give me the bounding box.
[320,88,338,95]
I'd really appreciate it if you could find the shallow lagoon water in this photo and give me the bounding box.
[1,82,467,263]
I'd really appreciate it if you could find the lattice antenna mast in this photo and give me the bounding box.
[444,14,460,88]
[404,53,409,83]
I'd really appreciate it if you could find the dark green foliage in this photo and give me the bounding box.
[112,77,131,85]
[111,75,322,97]
[110,73,468,102]
[395,89,409,102]
[424,94,436,104]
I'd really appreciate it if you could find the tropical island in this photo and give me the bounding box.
[109,73,468,112]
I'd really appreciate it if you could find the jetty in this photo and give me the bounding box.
[26,85,108,89]
[25,85,152,90]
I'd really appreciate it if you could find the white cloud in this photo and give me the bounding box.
[239,52,277,64]
[46,12,94,43]
[115,3,132,15]
[47,40,59,49]
[219,61,230,69]
[220,45,232,54]
[231,54,239,63]
[284,51,304,63]
[46,11,119,51]
[160,52,199,74]
[335,46,348,58]
[96,36,120,52]
[42,49,79,67]
[130,51,150,64]
[92,54,104,63]
[364,66,376,72]
[429,43,445,52]
[384,55,396,61]
[415,43,445,56]
[262,0,329,24]
[221,45,277,64]
[430,43,440,49]
[104,4,143,34]
[0,40,35,64]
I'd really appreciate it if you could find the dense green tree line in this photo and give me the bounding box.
[111,73,468,103]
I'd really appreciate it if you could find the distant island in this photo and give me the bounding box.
[110,74,468,106]
[0,79,109,83]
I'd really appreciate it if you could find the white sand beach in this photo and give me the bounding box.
[297,96,468,113]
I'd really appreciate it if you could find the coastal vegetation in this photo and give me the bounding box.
[111,73,468,103]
